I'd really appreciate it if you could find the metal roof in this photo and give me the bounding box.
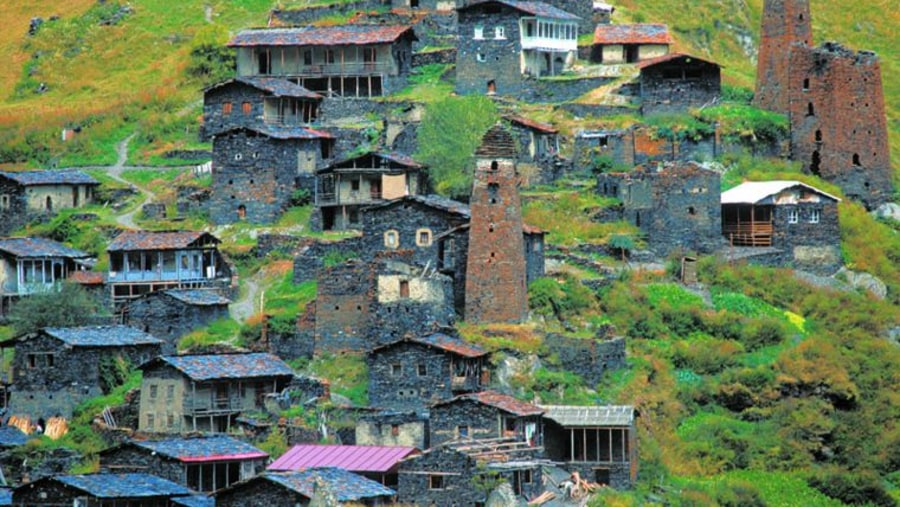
[262,469,396,502]
[0,237,90,259]
[107,231,219,252]
[53,473,193,498]
[0,426,28,447]
[129,435,268,463]
[636,52,721,70]
[505,115,558,134]
[205,76,322,99]
[228,25,415,47]
[0,170,98,186]
[268,445,418,473]
[437,391,544,416]
[373,333,487,358]
[721,181,841,205]
[593,23,672,45]
[171,495,214,507]
[43,326,163,348]
[163,289,231,306]
[148,353,294,381]
[540,405,636,427]
[459,1,581,21]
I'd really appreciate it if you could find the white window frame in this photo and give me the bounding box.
[384,229,399,249]
[809,209,820,224]
[474,26,484,39]
[495,26,506,39]
[788,208,799,224]
[416,228,433,247]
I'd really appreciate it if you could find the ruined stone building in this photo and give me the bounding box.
[638,53,722,115]
[138,352,295,433]
[228,24,417,97]
[505,114,568,184]
[455,0,580,96]
[216,468,396,507]
[429,390,543,448]
[100,435,269,492]
[314,151,426,231]
[367,332,488,411]
[465,125,529,324]
[0,326,163,419]
[753,0,812,115]
[356,410,430,449]
[0,237,92,317]
[107,230,231,309]
[0,170,98,235]
[11,473,197,507]
[590,23,671,64]
[596,162,723,256]
[122,289,231,353]
[721,180,842,275]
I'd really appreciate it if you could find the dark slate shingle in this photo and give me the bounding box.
[228,25,415,47]
[265,468,396,502]
[163,289,231,306]
[107,231,219,252]
[132,435,268,462]
[44,326,163,348]
[0,170,98,186]
[155,353,294,381]
[55,473,193,498]
[0,237,90,259]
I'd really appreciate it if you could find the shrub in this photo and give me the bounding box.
[808,470,897,507]
[7,282,108,334]
[740,317,788,350]
[527,275,595,321]
[672,338,743,374]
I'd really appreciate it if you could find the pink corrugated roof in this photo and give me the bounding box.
[268,445,418,473]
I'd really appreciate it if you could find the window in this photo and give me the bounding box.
[166,385,175,400]
[167,413,175,429]
[495,26,505,39]
[325,49,335,64]
[391,424,400,436]
[458,425,469,438]
[474,26,484,39]
[476,53,486,63]
[149,385,158,399]
[391,363,402,376]
[242,102,252,115]
[222,102,233,115]
[303,50,313,66]
[46,354,54,367]
[146,413,155,430]
[803,78,810,91]
[429,475,445,490]
[351,179,360,191]
[521,469,533,484]
[788,208,799,224]
[417,363,427,376]
[27,354,37,369]
[809,209,821,224]
[852,153,861,166]
[807,102,814,116]
[416,228,432,247]
[384,230,399,249]
[399,280,410,298]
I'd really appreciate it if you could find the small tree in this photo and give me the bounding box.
[609,234,635,262]
[7,282,107,335]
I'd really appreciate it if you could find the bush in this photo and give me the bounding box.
[808,470,897,507]
[527,275,595,321]
[672,338,743,374]
[740,317,788,350]
[7,282,108,334]
[290,188,311,206]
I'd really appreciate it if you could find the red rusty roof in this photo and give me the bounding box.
[522,223,546,235]
[636,52,721,69]
[593,23,672,45]
[372,333,487,358]
[229,25,416,47]
[439,391,544,416]
[505,115,558,134]
[68,271,105,285]
[268,445,419,473]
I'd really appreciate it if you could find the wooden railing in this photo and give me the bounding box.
[723,223,774,247]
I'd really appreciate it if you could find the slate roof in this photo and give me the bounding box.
[0,426,29,447]
[364,194,471,219]
[373,333,487,358]
[593,23,673,45]
[320,151,424,174]
[505,115,558,134]
[43,326,163,348]
[437,391,544,416]
[229,25,415,47]
[540,405,636,427]
[128,435,268,463]
[171,495,215,507]
[475,124,518,158]
[721,181,841,205]
[261,469,396,502]
[107,231,220,252]
[0,237,90,259]
[636,52,721,70]
[68,271,105,285]
[215,125,333,140]
[0,170,98,186]
[163,289,231,306]
[459,1,581,21]
[205,76,322,99]
[269,445,418,473]
[146,353,294,381]
[51,473,193,498]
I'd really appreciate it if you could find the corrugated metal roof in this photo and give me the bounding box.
[150,353,294,381]
[0,237,90,259]
[163,289,231,306]
[205,76,322,99]
[460,1,580,20]
[44,326,163,348]
[721,180,841,205]
[593,23,672,45]
[540,405,636,427]
[263,469,396,502]
[438,391,544,416]
[54,473,193,498]
[268,445,418,473]
[131,435,268,463]
[0,426,28,447]
[505,115,558,134]
[107,231,219,252]
[171,495,214,507]
[636,52,721,70]
[0,170,98,186]
[229,25,415,47]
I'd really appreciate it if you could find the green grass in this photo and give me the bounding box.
[385,63,454,103]
[720,470,846,507]
[177,318,242,351]
[645,283,706,310]
[304,353,368,406]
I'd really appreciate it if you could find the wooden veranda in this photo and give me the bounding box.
[722,204,774,247]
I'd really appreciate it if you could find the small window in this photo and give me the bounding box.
[149,385,158,399]
[167,413,175,429]
[242,102,252,115]
[399,280,410,298]
[852,153,861,166]
[417,363,427,376]
[474,26,484,39]
[788,208,799,224]
[809,209,821,224]
[166,385,175,400]
[495,26,506,39]
[521,469,533,484]
[391,424,400,436]
[416,228,432,247]
[384,230,399,249]
[391,363,402,376]
[46,354,54,367]
[303,50,313,66]
[325,50,335,64]
[146,413,155,430]
[807,102,814,116]
[222,102,233,115]
[429,475,445,490]
[458,425,469,438]
[27,354,37,369]
[234,153,243,161]
[351,179,360,191]
[802,78,810,91]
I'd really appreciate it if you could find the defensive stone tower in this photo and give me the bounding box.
[753,0,812,115]
[464,125,528,324]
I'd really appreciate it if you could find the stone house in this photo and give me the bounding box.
[355,410,429,449]
[596,162,723,256]
[0,326,163,419]
[0,237,92,317]
[99,435,268,492]
[397,440,546,506]
[456,0,580,96]
[391,0,460,10]
[541,405,639,489]
[268,444,419,488]
[721,180,842,275]
[505,115,567,184]
[228,24,417,97]
[637,53,721,115]
[215,468,396,507]
[429,391,544,448]
[11,473,195,506]
[367,332,488,411]
[315,151,426,231]
[122,289,231,353]
[209,126,334,225]
[593,1,615,24]
[200,76,323,140]
[107,231,231,309]
[137,352,295,433]
[591,23,672,64]
[0,170,98,235]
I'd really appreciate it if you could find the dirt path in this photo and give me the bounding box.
[230,270,264,323]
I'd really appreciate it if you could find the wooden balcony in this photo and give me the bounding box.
[723,222,774,247]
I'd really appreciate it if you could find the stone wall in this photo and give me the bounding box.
[356,411,429,448]
[123,292,229,354]
[100,446,185,484]
[397,447,485,506]
[291,236,363,284]
[771,201,842,275]
[639,58,721,115]
[0,178,29,236]
[269,1,383,26]
[412,47,457,66]
[753,0,812,115]
[315,260,374,352]
[456,7,531,97]
[544,334,627,386]
[216,478,305,507]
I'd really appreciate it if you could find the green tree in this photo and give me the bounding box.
[416,96,499,198]
[187,25,236,86]
[7,282,107,335]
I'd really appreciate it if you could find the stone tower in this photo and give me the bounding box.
[464,125,528,324]
[753,0,812,114]
[788,43,893,210]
